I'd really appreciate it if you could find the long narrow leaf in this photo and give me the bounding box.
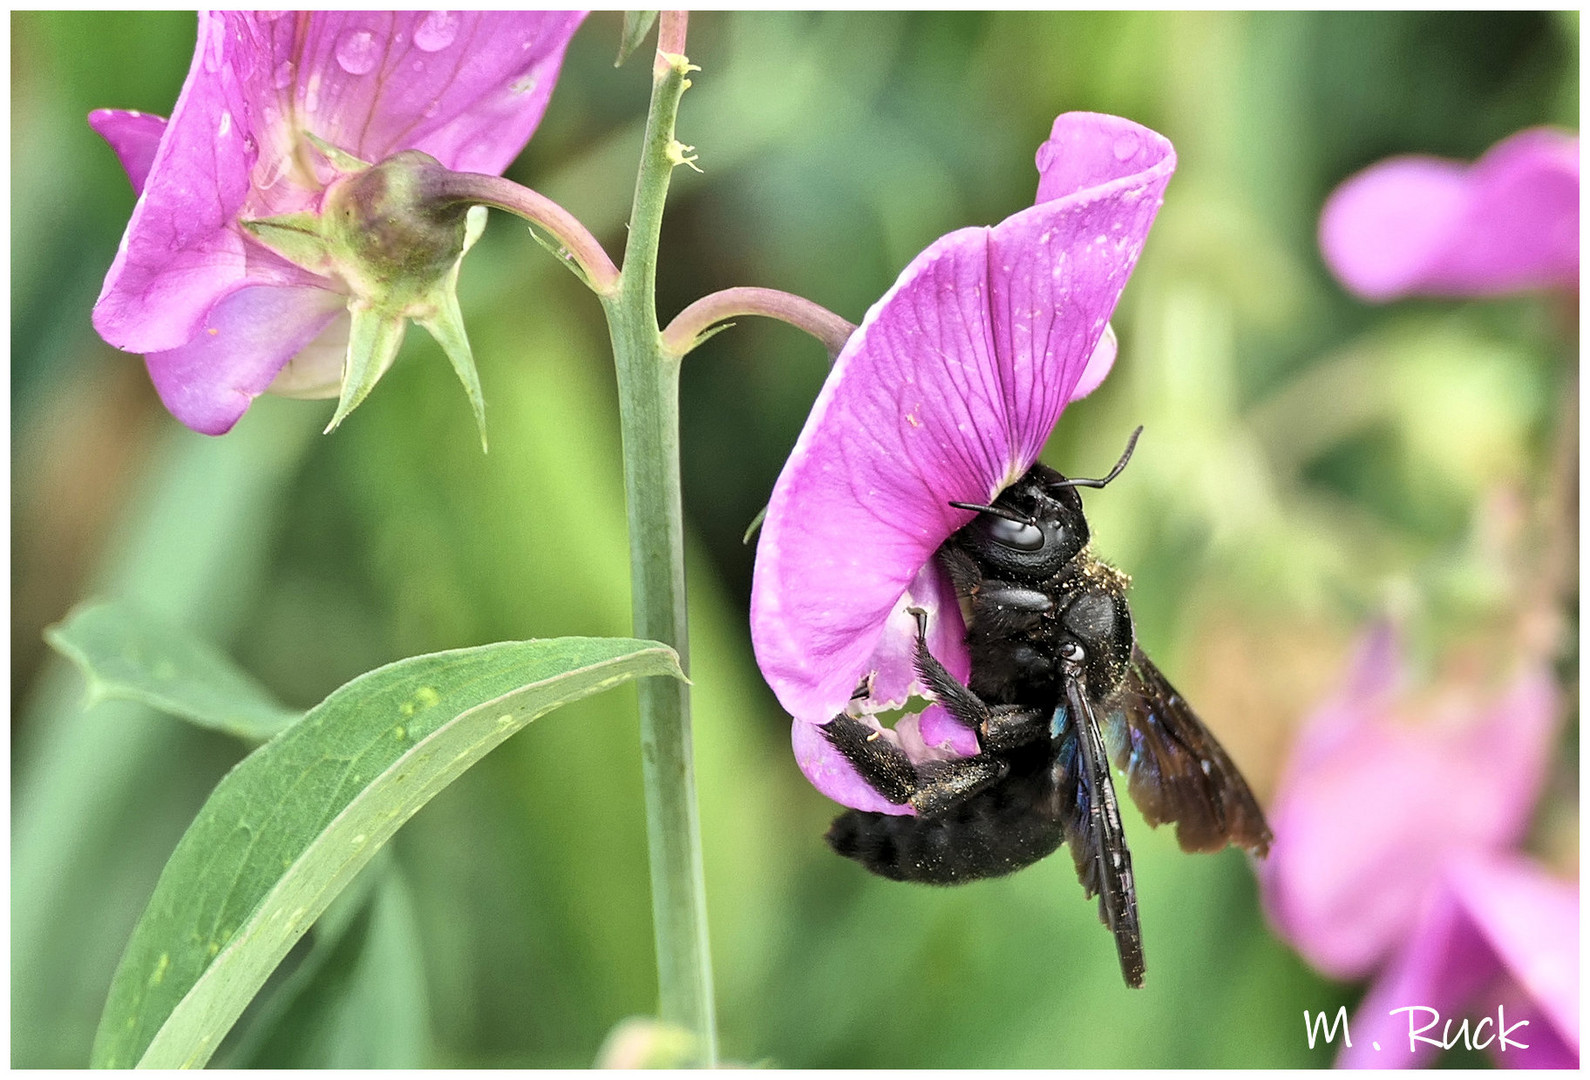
[91,637,683,1068]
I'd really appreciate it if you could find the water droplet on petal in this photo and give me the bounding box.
[272,60,294,89]
[414,11,459,52]
[1035,143,1055,172]
[217,110,232,138]
[335,29,379,75]
[510,73,539,95]
[1112,131,1140,162]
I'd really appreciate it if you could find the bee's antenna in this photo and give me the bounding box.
[947,501,1035,526]
[1049,426,1143,491]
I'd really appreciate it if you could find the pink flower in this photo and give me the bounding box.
[1261,625,1576,1067]
[1319,127,1579,302]
[91,11,585,435]
[749,113,1175,812]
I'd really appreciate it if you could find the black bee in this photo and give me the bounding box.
[820,428,1272,989]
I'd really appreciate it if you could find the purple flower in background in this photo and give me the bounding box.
[91,10,585,435]
[1261,626,1576,1068]
[749,112,1175,812]
[1319,127,1579,302]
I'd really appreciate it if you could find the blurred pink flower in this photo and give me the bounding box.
[91,11,584,435]
[1319,127,1579,302]
[1262,625,1576,1067]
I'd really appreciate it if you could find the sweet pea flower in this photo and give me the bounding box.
[1261,625,1576,1068]
[1319,127,1579,301]
[91,10,585,436]
[750,112,1175,813]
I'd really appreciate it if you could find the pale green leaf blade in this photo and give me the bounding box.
[44,599,302,743]
[222,856,430,1068]
[90,637,684,1069]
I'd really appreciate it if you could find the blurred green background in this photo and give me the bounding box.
[12,11,1577,1068]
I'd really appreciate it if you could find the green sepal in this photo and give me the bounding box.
[325,305,408,435]
[241,213,335,275]
[616,11,659,66]
[416,205,488,451]
[302,131,372,173]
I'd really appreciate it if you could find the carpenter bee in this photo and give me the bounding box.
[820,428,1272,989]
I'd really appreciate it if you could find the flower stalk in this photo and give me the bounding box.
[663,287,856,359]
[428,171,620,294]
[600,11,718,1065]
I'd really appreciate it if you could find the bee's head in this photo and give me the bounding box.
[947,427,1141,582]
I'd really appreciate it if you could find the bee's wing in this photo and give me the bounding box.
[1104,646,1272,856]
[1052,683,1145,989]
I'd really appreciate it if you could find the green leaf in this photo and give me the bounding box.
[616,11,660,66]
[220,855,431,1068]
[90,637,684,1069]
[44,599,302,744]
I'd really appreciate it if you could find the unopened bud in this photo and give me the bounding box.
[320,150,472,310]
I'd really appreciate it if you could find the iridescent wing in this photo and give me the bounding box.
[1051,684,1145,989]
[1104,646,1272,856]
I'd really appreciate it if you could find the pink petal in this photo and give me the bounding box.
[1337,883,1498,1068]
[1448,853,1579,1053]
[791,719,911,815]
[1261,628,1560,979]
[751,114,1174,748]
[144,285,347,435]
[93,12,259,353]
[1320,127,1579,301]
[1071,323,1117,400]
[1338,856,1578,1069]
[237,12,585,177]
[87,109,168,196]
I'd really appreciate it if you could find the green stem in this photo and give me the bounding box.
[599,12,718,1066]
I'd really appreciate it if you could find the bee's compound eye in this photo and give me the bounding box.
[1060,641,1085,662]
[988,516,1044,551]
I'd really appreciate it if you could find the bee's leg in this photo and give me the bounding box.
[822,714,1011,817]
[910,754,1009,816]
[980,704,1051,752]
[937,545,984,598]
[820,714,920,805]
[907,607,1046,749]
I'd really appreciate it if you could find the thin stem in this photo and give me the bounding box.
[663,287,856,360]
[600,14,718,1066]
[656,10,688,63]
[430,171,620,294]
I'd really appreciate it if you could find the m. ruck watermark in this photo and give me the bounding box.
[1304,1005,1530,1054]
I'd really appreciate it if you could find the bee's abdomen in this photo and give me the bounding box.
[826,776,1063,884]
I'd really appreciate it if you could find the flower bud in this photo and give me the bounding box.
[321,151,473,313]
[246,149,491,444]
